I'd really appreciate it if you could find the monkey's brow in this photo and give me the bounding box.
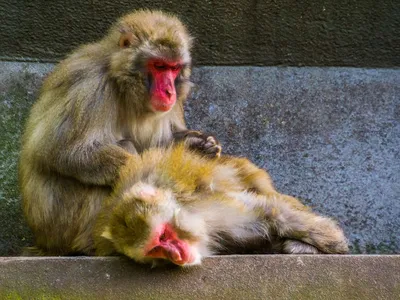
[155,37,180,48]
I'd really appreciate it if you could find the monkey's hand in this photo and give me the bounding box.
[173,130,222,158]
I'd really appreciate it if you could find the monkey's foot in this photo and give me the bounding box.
[265,198,349,254]
[302,217,349,254]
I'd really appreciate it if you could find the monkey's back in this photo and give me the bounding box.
[118,144,248,197]
[19,44,118,255]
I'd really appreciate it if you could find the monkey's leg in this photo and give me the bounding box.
[258,196,348,254]
[22,172,109,255]
[223,156,307,210]
[173,130,222,158]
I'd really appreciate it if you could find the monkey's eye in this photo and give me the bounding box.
[171,65,182,71]
[153,62,167,70]
[121,217,129,228]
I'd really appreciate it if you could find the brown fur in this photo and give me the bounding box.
[19,10,219,255]
[94,144,348,266]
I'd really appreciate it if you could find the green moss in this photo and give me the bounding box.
[0,67,41,255]
[349,238,397,254]
[365,241,397,254]
[350,239,362,254]
[2,291,70,300]
[4,291,23,300]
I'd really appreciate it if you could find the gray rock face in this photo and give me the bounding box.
[0,63,54,255]
[0,62,399,255]
[187,67,400,254]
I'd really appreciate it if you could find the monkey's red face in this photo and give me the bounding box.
[144,223,195,265]
[148,60,182,112]
[105,183,203,267]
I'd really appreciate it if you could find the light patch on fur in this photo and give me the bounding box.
[101,226,113,240]
[173,208,181,228]
[283,240,321,254]
[183,246,202,267]
[174,209,208,239]
[28,121,46,147]
[123,182,160,204]
[227,191,265,211]
[131,114,173,150]
[211,165,242,192]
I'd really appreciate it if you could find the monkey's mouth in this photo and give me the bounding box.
[146,243,190,265]
[144,223,194,265]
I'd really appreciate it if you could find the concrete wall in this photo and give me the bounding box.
[1,62,399,255]
[1,0,399,67]
[0,0,399,257]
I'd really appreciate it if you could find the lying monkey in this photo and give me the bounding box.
[94,143,348,266]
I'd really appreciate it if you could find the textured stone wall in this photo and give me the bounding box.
[1,1,399,67]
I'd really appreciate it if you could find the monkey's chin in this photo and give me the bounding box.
[150,98,175,113]
[181,254,202,267]
[178,248,202,267]
[147,251,202,267]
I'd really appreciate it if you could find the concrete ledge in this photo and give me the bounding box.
[0,256,399,299]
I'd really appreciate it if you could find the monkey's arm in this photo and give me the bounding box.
[50,141,132,186]
[169,98,221,158]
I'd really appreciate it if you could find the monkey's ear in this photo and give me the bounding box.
[119,31,136,48]
[101,226,113,240]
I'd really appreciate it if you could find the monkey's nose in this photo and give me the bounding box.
[166,88,175,97]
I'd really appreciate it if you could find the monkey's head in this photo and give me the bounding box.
[101,182,207,266]
[107,10,193,113]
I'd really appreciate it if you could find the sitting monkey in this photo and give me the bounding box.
[20,10,220,256]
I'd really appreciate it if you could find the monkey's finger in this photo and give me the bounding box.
[204,139,219,148]
[205,136,219,145]
[204,145,222,158]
